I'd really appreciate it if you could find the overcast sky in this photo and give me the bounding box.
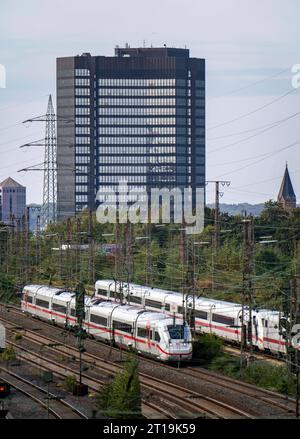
[0,0,299,205]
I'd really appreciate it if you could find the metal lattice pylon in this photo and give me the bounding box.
[42,95,57,227]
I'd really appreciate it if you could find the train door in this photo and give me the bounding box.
[146,321,152,354]
[22,290,30,312]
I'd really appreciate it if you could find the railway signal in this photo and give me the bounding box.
[74,282,88,396]
[0,382,10,398]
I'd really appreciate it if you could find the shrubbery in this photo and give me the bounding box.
[0,346,16,362]
[65,374,76,392]
[210,355,296,396]
[98,356,143,419]
[193,334,223,365]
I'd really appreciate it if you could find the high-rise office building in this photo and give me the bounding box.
[56,47,205,219]
[0,177,26,224]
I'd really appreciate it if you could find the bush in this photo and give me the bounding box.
[240,362,295,395]
[193,334,223,365]
[0,346,16,362]
[65,374,76,393]
[210,355,240,377]
[98,357,143,419]
[210,355,296,396]
[14,333,23,342]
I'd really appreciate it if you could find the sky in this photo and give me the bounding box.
[0,0,299,205]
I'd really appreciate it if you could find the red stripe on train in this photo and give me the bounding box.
[21,301,191,357]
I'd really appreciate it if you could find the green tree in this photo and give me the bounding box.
[98,357,142,419]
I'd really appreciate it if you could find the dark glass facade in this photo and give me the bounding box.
[56,47,205,219]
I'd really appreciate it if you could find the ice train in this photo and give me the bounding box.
[21,285,192,362]
[95,280,300,356]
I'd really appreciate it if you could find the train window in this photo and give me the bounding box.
[52,303,67,314]
[113,320,132,334]
[36,298,49,309]
[70,308,86,319]
[137,327,147,338]
[177,306,185,315]
[212,313,234,326]
[97,288,108,297]
[92,299,103,305]
[90,314,107,326]
[167,325,185,339]
[164,303,170,311]
[194,310,208,320]
[129,296,142,304]
[145,299,162,309]
[155,332,160,342]
[26,295,33,304]
[114,292,122,301]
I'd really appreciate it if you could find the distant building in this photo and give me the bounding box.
[277,164,296,210]
[56,47,205,219]
[0,177,26,224]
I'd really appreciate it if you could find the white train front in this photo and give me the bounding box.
[95,279,300,356]
[21,285,192,362]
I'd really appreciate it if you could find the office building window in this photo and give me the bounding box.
[75,69,90,77]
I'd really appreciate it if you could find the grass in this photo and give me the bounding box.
[192,335,297,397]
[209,352,297,396]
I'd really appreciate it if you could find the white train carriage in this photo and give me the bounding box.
[84,299,192,361]
[0,323,5,352]
[21,285,192,362]
[21,285,74,326]
[254,310,286,355]
[187,297,242,343]
[95,280,184,313]
[95,280,242,342]
[94,280,300,356]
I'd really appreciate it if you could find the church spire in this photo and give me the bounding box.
[277,164,296,210]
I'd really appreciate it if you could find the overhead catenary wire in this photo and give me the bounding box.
[211,138,300,180]
[209,67,291,100]
[208,88,297,131]
[208,110,300,154]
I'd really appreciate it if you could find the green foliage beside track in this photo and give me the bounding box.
[98,357,142,419]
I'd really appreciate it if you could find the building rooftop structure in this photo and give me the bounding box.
[0,177,26,224]
[0,177,24,188]
[277,164,296,210]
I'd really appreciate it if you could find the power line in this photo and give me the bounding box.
[211,138,300,180]
[208,110,300,142]
[209,68,290,100]
[208,109,300,154]
[208,88,297,131]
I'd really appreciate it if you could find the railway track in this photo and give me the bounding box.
[0,317,178,419]
[1,316,251,419]
[0,305,296,418]
[5,330,248,419]
[0,367,88,419]
[223,344,285,365]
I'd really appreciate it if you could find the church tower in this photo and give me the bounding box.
[277,164,296,210]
